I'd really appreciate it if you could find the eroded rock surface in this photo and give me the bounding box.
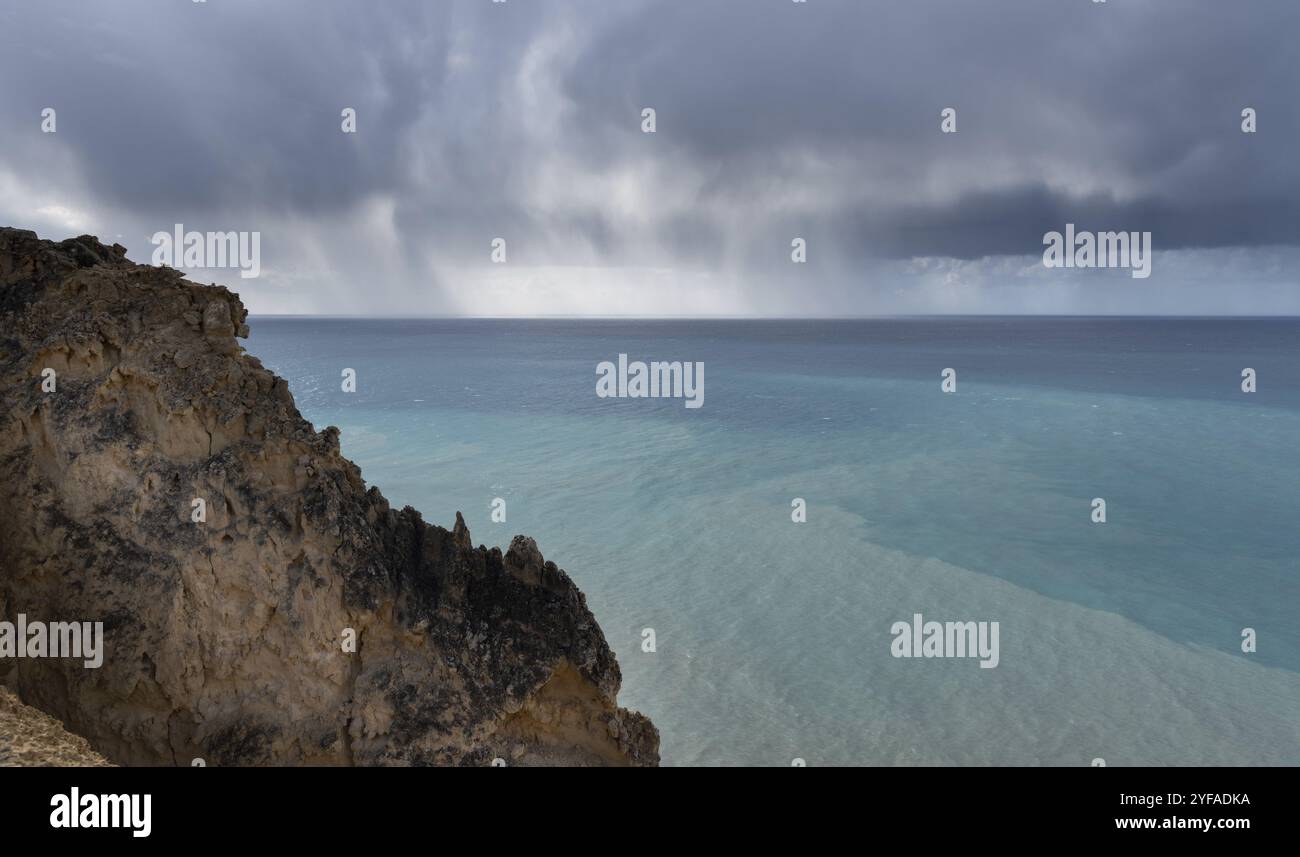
[0,685,113,766]
[0,228,658,766]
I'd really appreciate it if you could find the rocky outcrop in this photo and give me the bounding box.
[0,685,113,766]
[0,228,657,766]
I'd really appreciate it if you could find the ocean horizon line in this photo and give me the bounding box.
[246,313,1300,321]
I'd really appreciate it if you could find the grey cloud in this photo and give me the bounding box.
[0,0,1297,315]
[561,0,1300,259]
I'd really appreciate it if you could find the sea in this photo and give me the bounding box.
[246,317,1300,766]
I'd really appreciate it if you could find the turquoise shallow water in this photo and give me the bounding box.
[246,317,1300,766]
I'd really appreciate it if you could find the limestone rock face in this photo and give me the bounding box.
[0,228,658,767]
[0,685,113,766]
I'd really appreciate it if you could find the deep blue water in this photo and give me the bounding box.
[246,317,1300,765]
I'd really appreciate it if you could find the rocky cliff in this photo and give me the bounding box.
[0,227,657,766]
[0,686,113,766]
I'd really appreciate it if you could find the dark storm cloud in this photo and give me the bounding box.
[562,0,1300,259]
[1,0,455,213]
[1,0,1297,314]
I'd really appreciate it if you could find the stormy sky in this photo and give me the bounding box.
[2,0,1298,316]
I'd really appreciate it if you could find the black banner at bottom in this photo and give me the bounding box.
[0,766,1280,844]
